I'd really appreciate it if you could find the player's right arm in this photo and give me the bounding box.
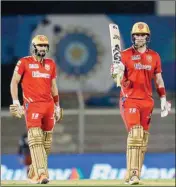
[9,60,25,118]
[110,51,125,85]
[10,67,21,102]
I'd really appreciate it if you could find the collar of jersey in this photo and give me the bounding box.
[131,45,149,55]
[32,55,44,64]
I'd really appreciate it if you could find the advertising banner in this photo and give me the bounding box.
[1,153,175,180]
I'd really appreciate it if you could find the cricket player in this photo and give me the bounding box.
[110,22,171,185]
[10,35,63,184]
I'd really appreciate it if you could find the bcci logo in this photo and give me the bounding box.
[51,26,104,79]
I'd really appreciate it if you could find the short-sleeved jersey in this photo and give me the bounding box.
[120,47,162,99]
[15,56,57,103]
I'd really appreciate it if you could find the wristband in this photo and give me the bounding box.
[156,87,166,98]
[13,100,20,105]
[53,95,59,104]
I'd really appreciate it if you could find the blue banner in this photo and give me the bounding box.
[1,153,175,180]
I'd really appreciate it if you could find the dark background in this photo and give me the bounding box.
[2,1,155,15]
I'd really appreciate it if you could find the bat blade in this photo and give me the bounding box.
[109,23,123,87]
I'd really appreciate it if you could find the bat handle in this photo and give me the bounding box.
[117,80,121,87]
[116,72,124,87]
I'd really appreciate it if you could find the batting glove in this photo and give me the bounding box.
[160,97,171,117]
[110,62,125,86]
[54,105,63,123]
[9,100,24,118]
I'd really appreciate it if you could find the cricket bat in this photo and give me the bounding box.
[109,23,123,87]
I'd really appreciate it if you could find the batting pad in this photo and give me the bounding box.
[127,125,143,179]
[139,130,149,175]
[43,131,53,154]
[43,131,53,178]
[142,130,149,152]
[28,127,47,178]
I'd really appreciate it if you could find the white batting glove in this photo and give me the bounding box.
[160,97,171,117]
[9,100,24,118]
[54,105,63,123]
[110,63,125,85]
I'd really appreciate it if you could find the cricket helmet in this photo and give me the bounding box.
[131,22,151,45]
[31,35,49,56]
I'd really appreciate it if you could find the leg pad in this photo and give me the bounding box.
[28,127,47,178]
[127,125,143,179]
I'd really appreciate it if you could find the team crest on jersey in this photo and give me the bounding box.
[132,55,141,60]
[29,64,39,69]
[45,64,50,71]
[146,55,152,62]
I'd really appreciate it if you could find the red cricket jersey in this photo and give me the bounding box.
[15,56,57,103]
[120,46,162,99]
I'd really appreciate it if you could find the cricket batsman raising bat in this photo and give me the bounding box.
[10,35,63,184]
[110,22,171,185]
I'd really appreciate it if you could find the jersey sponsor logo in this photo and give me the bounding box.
[29,64,39,69]
[32,71,50,78]
[134,63,152,71]
[132,55,141,60]
[45,64,50,71]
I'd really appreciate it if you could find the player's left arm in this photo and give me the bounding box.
[51,63,63,122]
[154,54,171,117]
[51,78,63,123]
[154,73,165,90]
[51,78,59,106]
